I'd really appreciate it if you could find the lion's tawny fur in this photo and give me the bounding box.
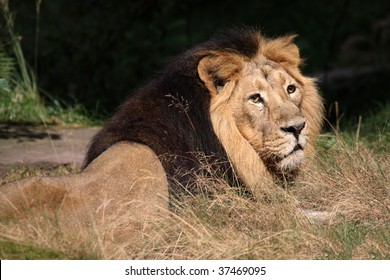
[0,143,169,236]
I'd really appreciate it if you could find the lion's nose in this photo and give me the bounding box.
[281,120,306,139]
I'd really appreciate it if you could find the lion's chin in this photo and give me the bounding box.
[276,149,305,172]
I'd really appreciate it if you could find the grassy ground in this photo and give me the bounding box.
[0,127,388,260]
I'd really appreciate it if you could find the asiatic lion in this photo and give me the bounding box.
[83,28,323,192]
[0,28,323,235]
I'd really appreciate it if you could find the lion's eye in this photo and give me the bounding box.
[287,84,296,94]
[249,93,264,104]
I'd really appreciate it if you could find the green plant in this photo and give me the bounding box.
[0,1,101,125]
[0,1,45,122]
[0,44,14,81]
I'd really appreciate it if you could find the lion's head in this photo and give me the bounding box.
[198,33,323,187]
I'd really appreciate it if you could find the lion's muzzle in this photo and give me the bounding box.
[280,118,306,140]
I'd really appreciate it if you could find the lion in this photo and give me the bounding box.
[83,28,323,193]
[0,28,323,238]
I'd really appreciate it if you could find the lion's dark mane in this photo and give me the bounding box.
[84,29,260,190]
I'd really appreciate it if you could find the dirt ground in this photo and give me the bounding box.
[0,123,100,176]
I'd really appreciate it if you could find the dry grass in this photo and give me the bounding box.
[0,134,389,259]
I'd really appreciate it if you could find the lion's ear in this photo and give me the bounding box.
[198,53,243,96]
[260,35,301,67]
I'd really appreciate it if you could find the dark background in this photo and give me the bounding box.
[3,0,390,120]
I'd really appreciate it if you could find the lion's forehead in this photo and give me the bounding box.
[241,62,296,92]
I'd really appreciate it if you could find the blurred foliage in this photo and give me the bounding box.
[1,0,390,118]
[0,45,14,81]
[0,2,45,123]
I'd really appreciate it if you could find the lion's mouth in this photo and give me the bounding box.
[268,144,304,172]
[261,143,303,161]
[261,143,305,172]
[285,144,303,158]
